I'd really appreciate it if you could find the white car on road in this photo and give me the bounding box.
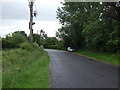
[67,47,75,52]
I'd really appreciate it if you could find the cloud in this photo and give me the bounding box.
[0,20,29,37]
[0,0,64,37]
[2,1,29,20]
[33,21,61,37]
[1,0,64,21]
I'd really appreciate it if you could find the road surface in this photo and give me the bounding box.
[45,49,119,88]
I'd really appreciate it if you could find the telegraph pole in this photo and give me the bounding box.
[28,0,35,45]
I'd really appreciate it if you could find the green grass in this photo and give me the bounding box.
[75,50,119,66]
[2,48,50,88]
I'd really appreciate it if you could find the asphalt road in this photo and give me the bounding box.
[45,49,119,88]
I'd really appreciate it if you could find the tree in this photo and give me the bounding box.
[43,37,58,49]
[56,2,120,52]
[2,31,27,49]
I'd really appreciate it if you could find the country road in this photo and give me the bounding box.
[45,49,119,88]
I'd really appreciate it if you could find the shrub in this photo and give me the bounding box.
[33,42,39,48]
[20,42,33,51]
[57,41,64,50]
[46,45,57,49]
[2,31,27,49]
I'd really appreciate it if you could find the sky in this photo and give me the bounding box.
[0,0,64,37]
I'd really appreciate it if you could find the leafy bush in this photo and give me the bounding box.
[33,42,39,48]
[12,33,27,48]
[46,45,57,49]
[57,41,64,50]
[2,31,27,49]
[20,42,33,51]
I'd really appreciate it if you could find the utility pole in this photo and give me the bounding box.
[28,0,36,45]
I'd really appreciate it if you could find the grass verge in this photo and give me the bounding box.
[2,48,50,88]
[74,50,119,66]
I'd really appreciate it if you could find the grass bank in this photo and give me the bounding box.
[74,50,119,66]
[2,47,50,88]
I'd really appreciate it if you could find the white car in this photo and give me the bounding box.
[67,47,75,52]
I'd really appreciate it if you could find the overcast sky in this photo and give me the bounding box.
[0,0,64,37]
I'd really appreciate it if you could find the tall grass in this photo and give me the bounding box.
[75,50,119,66]
[2,47,50,88]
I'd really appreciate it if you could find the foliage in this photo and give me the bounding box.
[43,37,58,49]
[57,41,64,50]
[33,34,41,45]
[45,45,57,49]
[56,2,120,52]
[33,42,39,48]
[20,42,33,51]
[2,48,50,88]
[2,31,27,49]
[12,31,27,37]
[2,30,59,50]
